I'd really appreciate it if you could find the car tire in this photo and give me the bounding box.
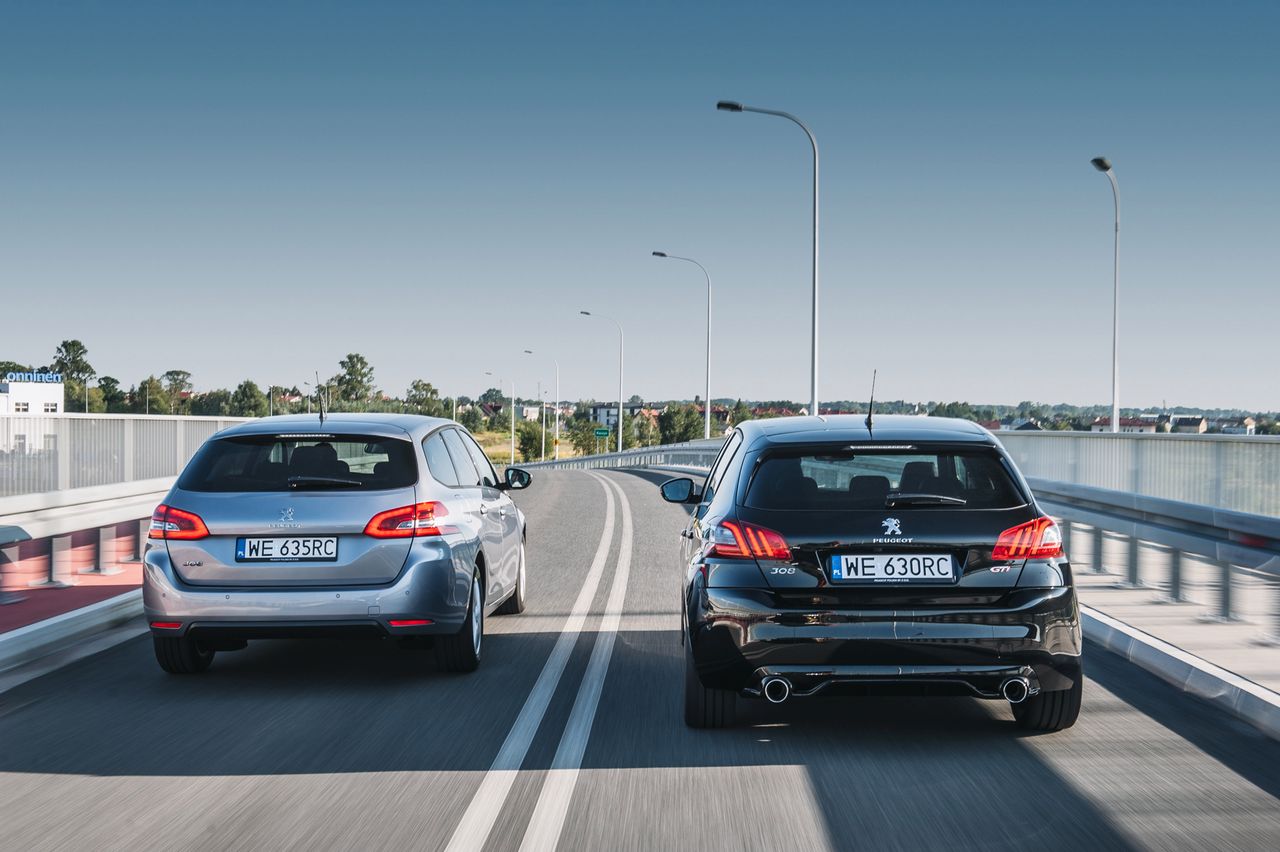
[153,635,215,674]
[495,541,527,615]
[684,648,736,729]
[1012,677,1082,732]
[436,572,483,673]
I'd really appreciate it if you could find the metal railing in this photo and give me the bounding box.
[0,414,249,497]
[529,433,1280,643]
[996,431,1280,518]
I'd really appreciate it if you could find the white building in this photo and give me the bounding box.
[0,371,64,415]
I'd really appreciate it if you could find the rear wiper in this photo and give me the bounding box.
[287,475,363,489]
[885,492,967,507]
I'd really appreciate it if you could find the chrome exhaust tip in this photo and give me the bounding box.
[761,676,792,704]
[1002,677,1031,704]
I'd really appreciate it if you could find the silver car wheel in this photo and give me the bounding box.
[470,575,483,656]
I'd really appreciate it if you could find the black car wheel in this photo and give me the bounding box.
[153,635,215,674]
[684,648,736,729]
[436,572,483,673]
[1013,677,1082,732]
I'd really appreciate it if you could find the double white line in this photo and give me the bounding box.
[445,471,634,852]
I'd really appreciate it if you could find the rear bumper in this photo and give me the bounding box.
[142,541,472,638]
[688,585,1082,697]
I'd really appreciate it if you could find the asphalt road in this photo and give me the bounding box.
[1,469,1277,851]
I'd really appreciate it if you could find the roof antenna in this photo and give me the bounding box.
[315,371,326,426]
[865,369,877,434]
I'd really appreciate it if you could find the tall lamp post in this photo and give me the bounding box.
[524,349,561,460]
[580,311,624,453]
[485,371,516,464]
[653,251,713,439]
[718,99,820,417]
[1091,156,1121,434]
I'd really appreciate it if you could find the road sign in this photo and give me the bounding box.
[594,428,610,438]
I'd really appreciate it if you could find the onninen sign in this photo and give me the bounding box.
[4,371,63,384]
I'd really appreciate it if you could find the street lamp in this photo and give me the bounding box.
[718,99,820,417]
[524,349,561,460]
[580,311,624,453]
[1091,156,1121,434]
[653,251,712,439]
[485,371,516,464]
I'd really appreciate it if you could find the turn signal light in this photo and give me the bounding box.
[364,502,458,538]
[148,505,210,541]
[993,517,1063,561]
[710,520,792,561]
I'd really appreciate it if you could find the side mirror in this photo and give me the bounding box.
[503,467,532,490]
[660,477,699,504]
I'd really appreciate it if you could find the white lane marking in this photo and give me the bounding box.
[444,472,617,852]
[518,474,634,852]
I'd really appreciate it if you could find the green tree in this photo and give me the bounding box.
[729,398,752,426]
[191,388,233,416]
[568,420,602,456]
[229,380,268,417]
[161,370,193,414]
[52,340,95,412]
[97,376,127,412]
[516,420,543,462]
[0,360,33,374]
[459,406,484,431]
[406,379,445,416]
[478,386,506,406]
[331,353,376,406]
[658,403,702,444]
[129,376,169,414]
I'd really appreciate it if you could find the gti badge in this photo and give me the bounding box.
[881,517,903,536]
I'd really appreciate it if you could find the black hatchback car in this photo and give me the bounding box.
[661,415,1082,731]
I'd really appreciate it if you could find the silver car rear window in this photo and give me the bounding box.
[178,434,418,492]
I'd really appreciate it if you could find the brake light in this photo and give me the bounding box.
[148,505,210,540]
[364,502,457,538]
[709,520,791,561]
[388,619,434,627]
[150,621,182,629]
[992,517,1063,561]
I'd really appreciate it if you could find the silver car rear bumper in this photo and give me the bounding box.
[142,540,473,636]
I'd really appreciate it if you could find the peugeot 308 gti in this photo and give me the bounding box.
[662,415,1082,731]
[144,414,531,674]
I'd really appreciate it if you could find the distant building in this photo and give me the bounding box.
[1213,417,1256,435]
[1169,415,1208,434]
[1091,416,1158,433]
[0,371,64,416]
[589,402,647,427]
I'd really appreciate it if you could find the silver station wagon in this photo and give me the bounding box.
[143,413,531,674]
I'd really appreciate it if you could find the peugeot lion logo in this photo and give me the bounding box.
[280,507,295,522]
[881,517,903,536]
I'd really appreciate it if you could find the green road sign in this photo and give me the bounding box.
[594,428,610,438]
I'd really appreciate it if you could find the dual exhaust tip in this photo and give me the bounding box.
[760,675,1032,705]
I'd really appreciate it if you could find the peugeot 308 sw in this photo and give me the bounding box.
[144,414,531,674]
[662,415,1082,731]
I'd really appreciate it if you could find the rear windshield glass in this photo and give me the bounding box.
[743,447,1026,510]
[178,434,418,492]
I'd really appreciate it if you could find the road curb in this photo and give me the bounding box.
[1082,604,1279,740]
[0,589,143,674]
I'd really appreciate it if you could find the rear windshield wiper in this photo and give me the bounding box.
[885,492,967,507]
[287,475,363,489]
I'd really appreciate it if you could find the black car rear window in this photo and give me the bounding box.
[743,447,1026,510]
[178,434,418,492]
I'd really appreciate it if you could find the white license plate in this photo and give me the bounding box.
[830,553,954,583]
[235,537,339,562]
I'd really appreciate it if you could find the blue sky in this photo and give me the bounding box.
[2,1,1276,409]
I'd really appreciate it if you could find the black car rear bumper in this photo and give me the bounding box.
[687,584,1082,697]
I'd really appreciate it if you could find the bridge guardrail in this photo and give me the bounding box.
[529,436,1280,642]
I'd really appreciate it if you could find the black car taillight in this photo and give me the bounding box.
[709,520,791,560]
[992,517,1063,560]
